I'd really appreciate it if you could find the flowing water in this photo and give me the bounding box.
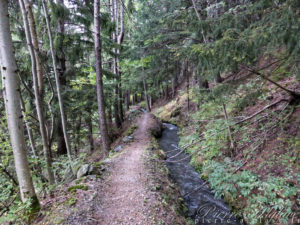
[158,123,242,225]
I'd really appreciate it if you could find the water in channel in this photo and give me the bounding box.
[158,123,242,225]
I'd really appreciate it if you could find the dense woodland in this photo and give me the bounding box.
[0,0,299,224]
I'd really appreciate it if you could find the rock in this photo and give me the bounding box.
[123,136,134,143]
[77,164,90,179]
[114,145,122,152]
[63,165,76,182]
[148,114,163,137]
[88,164,104,175]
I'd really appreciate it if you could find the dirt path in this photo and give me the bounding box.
[92,113,181,224]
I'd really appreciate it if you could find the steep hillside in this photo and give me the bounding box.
[154,62,300,225]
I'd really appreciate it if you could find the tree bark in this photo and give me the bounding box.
[0,0,39,203]
[24,0,44,97]
[56,0,67,155]
[142,67,151,111]
[94,0,110,155]
[42,0,73,162]
[20,94,37,157]
[117,1,125,121]
[19,0,55,184]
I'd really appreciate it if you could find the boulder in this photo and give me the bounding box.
[148,114,163,138]
[63,165,76,182]
[77,164,90,179]
[88,164,104,175]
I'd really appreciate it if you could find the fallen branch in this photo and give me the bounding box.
[235,98,289,125]
[243,65,300,99]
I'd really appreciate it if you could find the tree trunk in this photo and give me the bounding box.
[107,104,113,127]
[94,0,110,155]
[125,90,130,111]
[117,1,125,122]
[20,0,55,184]
[142,67,151,111]
[20,95,37,157]
[24,0,44,97]
[0,0,39,204]
[56,0,67,155]
[191,0,208,43]
[86,109,94,153]
[187,66,190,111]
[215,73,223,83]
[42,0,72,162]
[75,116,81,155]
[110,0,121,127]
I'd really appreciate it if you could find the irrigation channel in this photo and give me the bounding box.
[158,123,242,225]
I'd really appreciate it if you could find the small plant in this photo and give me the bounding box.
[124,124,138,136]
[66,198,77,206]
[67,184,88,193]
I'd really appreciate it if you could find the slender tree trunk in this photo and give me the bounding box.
[42,0,72,163]
[20,95,37,157]
[117,1,125,122]
[86,109,94,152]
[24,0,44,97]
[187,66,190,111]
[0,0,39,204]
[107,104,113,127]
[222,104,235,156]
[191,0,207,43]
[142,67,151,111]
[125,90,130,111]
[20,0,55,184]
[45,66,55,152]
[110,0,121,127]
[75,116,81,155]
[94,0,110,155]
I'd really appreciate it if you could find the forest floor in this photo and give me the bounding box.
[36,112,186,225]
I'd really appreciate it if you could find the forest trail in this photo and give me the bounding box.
[92,113,176,224]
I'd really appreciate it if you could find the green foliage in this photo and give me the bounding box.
[202,161,298,224]
[67,184,88,193]
[124,124,138,136]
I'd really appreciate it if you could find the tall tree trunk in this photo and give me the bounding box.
[94,0,110,155]
[42,0,72,163]
[142,67,151,111]
[110,0,121,127]
[0,0,39,204]
[24,0,43,97]
[19,0,55,184]
[56,0,67,155]
[117,0,125,122]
